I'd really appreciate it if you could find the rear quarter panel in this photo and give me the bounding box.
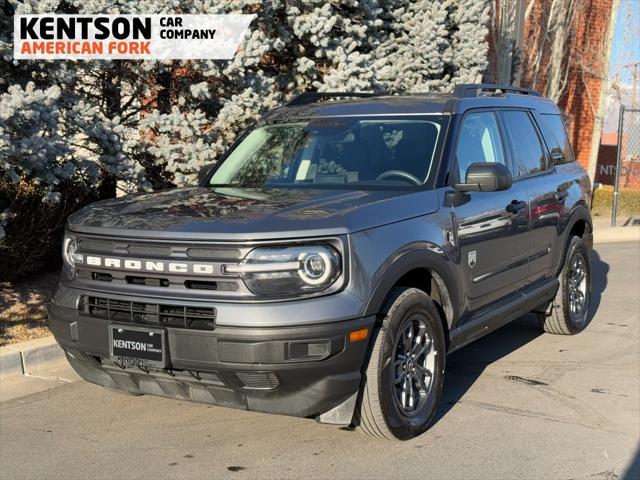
[551,161,592,270]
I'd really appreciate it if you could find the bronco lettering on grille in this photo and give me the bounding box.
[79,255,218,275]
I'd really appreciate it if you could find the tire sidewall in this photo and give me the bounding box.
[561,236,591,333]
[378,290,446,440]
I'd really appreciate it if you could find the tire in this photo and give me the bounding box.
[538,235,591,335]
[355,287,446,440]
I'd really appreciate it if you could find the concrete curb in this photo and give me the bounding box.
[0,336,63,379]
[0,346,23,379]
[594,227,640,244]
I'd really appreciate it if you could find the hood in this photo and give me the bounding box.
[68,187,439,240]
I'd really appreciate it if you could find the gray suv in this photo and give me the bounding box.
[49,84,593,440]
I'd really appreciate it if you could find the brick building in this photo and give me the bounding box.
[487,0,616,176]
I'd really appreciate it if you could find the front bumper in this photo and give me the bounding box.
[49,302,374,420]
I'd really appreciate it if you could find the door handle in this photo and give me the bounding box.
[555,189,569,201]
[506,200,527,214]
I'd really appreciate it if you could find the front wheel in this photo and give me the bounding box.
[355,287,446,440]
[538,235,591,335]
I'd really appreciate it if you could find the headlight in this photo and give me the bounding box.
[62,233,82,277]
[224,245,341,296]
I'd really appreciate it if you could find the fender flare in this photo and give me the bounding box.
[363,246,459,330]
[555,204,593,276]
[566,203,592,235]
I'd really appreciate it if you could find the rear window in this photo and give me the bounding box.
[538,114,575,164]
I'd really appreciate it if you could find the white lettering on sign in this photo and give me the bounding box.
[113,339,148,352]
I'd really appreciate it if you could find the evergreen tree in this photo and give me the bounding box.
[1,0,491,277]
[3,0,491,193]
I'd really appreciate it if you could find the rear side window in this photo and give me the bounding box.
[538,114,575,164]
[500,110,547,177]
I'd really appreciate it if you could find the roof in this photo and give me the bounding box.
[262,84,561,122]
[262,95,453,122]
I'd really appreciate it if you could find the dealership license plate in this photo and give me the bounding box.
[110,325,165,367]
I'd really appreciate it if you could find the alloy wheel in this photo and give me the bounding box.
[568,252,588,322]
[391,315,437,415]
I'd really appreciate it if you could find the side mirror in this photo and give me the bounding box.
[454,162,512,192]
[550,147,564,165]
[197,164,214,184]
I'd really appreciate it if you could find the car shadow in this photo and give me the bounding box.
[623,445,640,479]
[433,248,609,425]
[588,248,608,324]
[434,314,543,424]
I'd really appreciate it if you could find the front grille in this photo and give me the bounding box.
[77,237,243,260]
[79,239,113,252]
[125,276,170,287]
[127,245,172,257]
[74,235,248,298]
[81,296,216,331]
[186,247,241,259]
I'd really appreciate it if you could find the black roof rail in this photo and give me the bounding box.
[454,83,540,98]
[286,91,378,106]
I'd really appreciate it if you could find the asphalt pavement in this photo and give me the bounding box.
[1,241,639,480]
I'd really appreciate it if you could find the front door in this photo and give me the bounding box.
[451,111,530,314]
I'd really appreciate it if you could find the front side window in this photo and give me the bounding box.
[209,117,446,188]
[456,111,507,182]
[501,110,547,176]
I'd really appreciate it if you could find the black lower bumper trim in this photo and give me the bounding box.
[50,302,374,418]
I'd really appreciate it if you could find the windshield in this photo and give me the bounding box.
[208,116,447,189]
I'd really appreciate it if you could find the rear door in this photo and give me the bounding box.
[451,110,531,314]
[499,110,566,282]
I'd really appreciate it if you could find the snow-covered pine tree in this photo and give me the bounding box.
[1,0,491,278]
[3,0,491,193]
[373,0,490,93]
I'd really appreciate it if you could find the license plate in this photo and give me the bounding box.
[110,325,165,367]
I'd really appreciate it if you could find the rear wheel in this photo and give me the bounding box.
[538,235,591,335]
[355,287,446,440]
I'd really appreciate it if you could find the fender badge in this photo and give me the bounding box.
[468,250,477,268]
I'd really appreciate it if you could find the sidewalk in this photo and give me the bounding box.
[592,217,640,244]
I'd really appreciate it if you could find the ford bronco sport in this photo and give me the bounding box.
[49,83,593,440]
